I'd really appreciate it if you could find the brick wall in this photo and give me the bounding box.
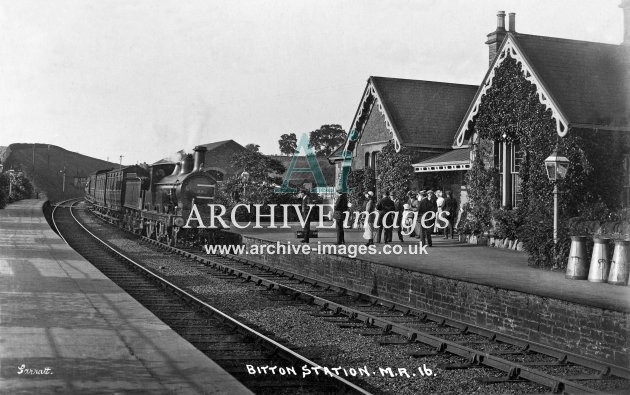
[236,234,630,367]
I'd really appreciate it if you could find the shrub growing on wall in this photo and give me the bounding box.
[376,141,413,199]
[466,56,625,268]
[462,144,500,234]
[347,167,375,211]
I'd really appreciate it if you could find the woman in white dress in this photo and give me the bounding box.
[434,190,445,234]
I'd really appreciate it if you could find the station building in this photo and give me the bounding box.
[333,4,630,212]
[329,77,476,198]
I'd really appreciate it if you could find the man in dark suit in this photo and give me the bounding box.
[333,192,348,244]
[376,190,396,243]
[417,191,434,247]
[442,190,459,239]
[300,189,311,243]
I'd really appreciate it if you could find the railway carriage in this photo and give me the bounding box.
[85,172,97,203]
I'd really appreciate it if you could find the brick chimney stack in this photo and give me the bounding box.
[486,11,507,65]
[508,12,516,32]
[621,0,630,44]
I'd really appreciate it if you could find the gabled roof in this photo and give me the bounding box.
[370,77,478,148]
[153,140,246,165]
[152,158,175,165]
[516,34,629,128]
[198,139,245,152]
[454,33,630,147]
[344,77,477,154]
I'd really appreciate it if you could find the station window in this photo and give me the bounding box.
[494,140,523,209]
[511,142,524,208]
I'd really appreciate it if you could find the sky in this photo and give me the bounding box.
[0,0,625,165]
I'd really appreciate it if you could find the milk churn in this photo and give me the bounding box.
[588,237,611,283]
[607,240,629,286]
[566,236,588,280]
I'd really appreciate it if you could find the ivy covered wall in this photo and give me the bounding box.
[464,56,627,268]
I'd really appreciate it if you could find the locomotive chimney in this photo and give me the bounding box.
[170,162,181,176]
[486,11,507,65]
[193,145,207,172]
[179,154,194,175]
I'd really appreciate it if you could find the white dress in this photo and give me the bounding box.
[434,196,445,232]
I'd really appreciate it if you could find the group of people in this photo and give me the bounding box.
[298,187,458,247]
[360,189,458,247]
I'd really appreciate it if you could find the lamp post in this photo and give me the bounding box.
[544,149,570,244]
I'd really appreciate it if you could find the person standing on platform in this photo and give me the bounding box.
[300,189,312,243]
[407,191,415,206]
[418,190,434,247]
[442,190,459,239]
[394,192,406,242]
[434,190,445,235]
[333,191,348,245]
[412,191,423,239]
[364,191,376,246]
[407,191,417,237]
[426,190,438,234]
[376,190,395,243]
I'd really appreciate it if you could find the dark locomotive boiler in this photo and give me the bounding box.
[85,145,217,246]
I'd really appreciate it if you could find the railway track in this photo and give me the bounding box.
[71,201,630,394]
[156,240,630,394]
[52,200,371,395]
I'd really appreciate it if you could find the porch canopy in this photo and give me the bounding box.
[413,149,471,173]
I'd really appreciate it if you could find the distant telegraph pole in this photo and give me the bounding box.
[59,166,66,193]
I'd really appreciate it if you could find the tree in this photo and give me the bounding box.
[278,133,298,156]
[0,173,8,209]
[245,143,260,152]
[309,124,347,157]
[215,150,289,216]
[0,171,34,205]
[9,172,34,201]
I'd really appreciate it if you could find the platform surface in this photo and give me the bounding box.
[0,199,251,394]
[232,223,630,313]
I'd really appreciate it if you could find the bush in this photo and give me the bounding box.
[457,203,484,235]
[492,208,523,239]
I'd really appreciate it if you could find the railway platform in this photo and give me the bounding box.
[228,224,630,368]
[233,224,630,312]
[0,199,251,394]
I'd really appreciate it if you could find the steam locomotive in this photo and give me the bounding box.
[85,145,217,245]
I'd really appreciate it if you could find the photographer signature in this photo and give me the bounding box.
[17,364,53,375]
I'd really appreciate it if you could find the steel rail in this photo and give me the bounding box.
[61,202,372,395]
[216,254,629,381]
[223,254,629,382]
[50,198,82,243]
[135,238,610,394]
